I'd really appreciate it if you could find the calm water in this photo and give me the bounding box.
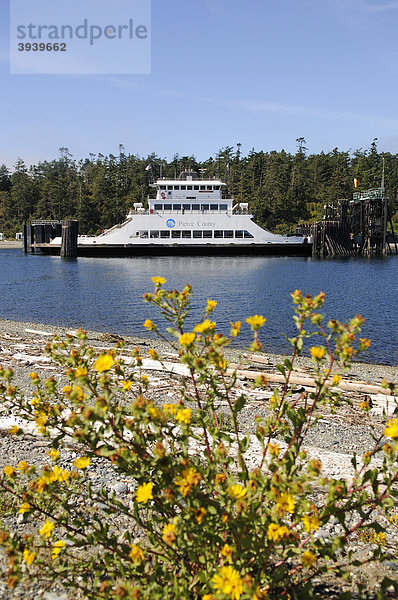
[0,249,397,365]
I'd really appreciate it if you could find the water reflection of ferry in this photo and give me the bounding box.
[51,171,312,256]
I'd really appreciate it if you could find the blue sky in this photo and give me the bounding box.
[1,0,398,169]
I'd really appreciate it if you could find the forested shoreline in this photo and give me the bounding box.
[0,139,397,236]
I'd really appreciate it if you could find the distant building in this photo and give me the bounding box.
[16,232,22,240]
[0,233,4,241]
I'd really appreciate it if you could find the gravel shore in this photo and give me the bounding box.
[0,317,397,599]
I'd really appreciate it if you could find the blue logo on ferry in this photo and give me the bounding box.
[166,219,176,229]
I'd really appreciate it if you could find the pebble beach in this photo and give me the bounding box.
[0,316,397,598]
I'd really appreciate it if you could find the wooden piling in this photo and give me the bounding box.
[60,220,78,258]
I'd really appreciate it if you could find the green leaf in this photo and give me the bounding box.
[233,394,247,413]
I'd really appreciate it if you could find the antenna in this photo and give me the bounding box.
[381,156,385,189]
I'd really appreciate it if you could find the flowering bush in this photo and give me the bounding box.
[0,279,397,599]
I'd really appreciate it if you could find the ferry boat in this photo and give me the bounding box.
[49,171,312,256]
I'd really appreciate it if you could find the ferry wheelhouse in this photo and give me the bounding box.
[50,171,311,256]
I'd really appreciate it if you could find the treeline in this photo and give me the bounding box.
[0,139,397,236]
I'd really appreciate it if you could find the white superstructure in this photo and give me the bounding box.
[49,171,309,254]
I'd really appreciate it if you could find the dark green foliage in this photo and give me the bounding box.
[1,141,398,236]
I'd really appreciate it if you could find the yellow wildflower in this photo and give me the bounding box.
[35,411,47,433]
[162,522,176,545]
[121,380,132,391]
[332,374,342,385]
[179,332,196,347]
[135,482,153,504]
[51,540,65,560]
[148,406,161,419]
[301,550,317,568]
[215,473,226,485]
[212,565,243,600]
[163,403,177,415]
[39,519,54,539]
[93,354,115,373]
[267,523,290,542]
[220,543,233,564]
[174,467,201,497]
[143,319,156,331]
[359,337,371,349]
[49,465,63,483]
[29,372,39,381]
[195,507,207,524]
[49,448,59,461]
[23,549,36,566]
[268,442,280,457]
[227,484,247,500]
[8,425,19,435]
[152,276,166,285]
[3,466,15,477]
[17,460,29,472]
[230,321,241,337]
[359,400,370,411]
[141,374,148,384]
[310,346,326,360]
[18,502,31,514]
[385,418,398,439]
[194,320,216,334]
[245,315,266,331]
[60,470,69,483]
[63,385,73,395]
[206,299,217,312]
[74,366,87,378]
[73,456,90,469]
[276,493,296,514]
[148,348,158,359]
[129,544,145,564]
[176,407,191,424]
[302,514,320,533]
[202,595,214,600]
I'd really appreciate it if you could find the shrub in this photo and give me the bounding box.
[0,280,397,599]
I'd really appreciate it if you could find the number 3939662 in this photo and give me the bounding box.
[18,43,67,51]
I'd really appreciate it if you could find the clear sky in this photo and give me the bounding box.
[1,0,398,169]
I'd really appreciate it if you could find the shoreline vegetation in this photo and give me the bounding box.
[1,142,398,240]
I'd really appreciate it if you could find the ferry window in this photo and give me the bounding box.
[183,204,191,210]
[207,186,213,191]
[214,185,220,190]
[192,204,200,211]
[194,185,199,190]
[167,186,172,190]
[186,197,196,200]
[159,185,166,190]
[200,185,205,190]
[201,204,209,211]
[181,185,186,190]
[164,204,172,210]
[224,230,233,238]
[203,231,212,238]
[214,230,223,238]
[182,231,191,238]
[173,185,179,190]
[220,204,228,211]
[171,230,181,238]
[154,204,162,210]
[193,231,202,238]
[187,186,192,190]
[160,231,170,238]
[210,204,218,211]
[173,204,181,210]
[139,231,148,238]
[150,231,159,238]
[235,230,244,238]
[244,231,254,238]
